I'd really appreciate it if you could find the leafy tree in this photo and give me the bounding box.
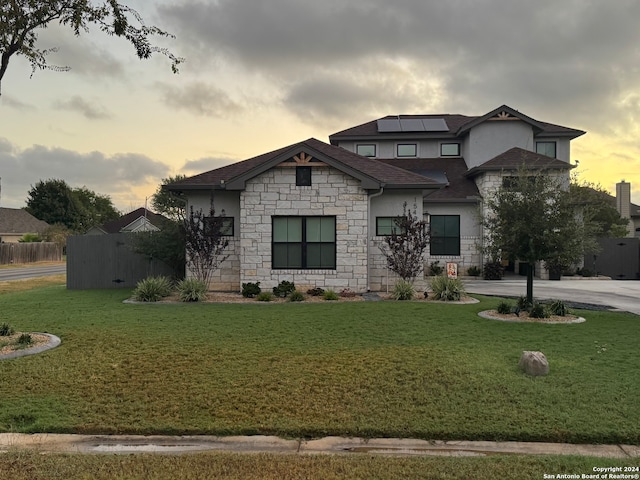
[151,175,187,222]
[73,186,120,227]
[569,178,629,238]
[132,218,186,279]
[18,233,42,242]
[184,204,229,286]
[25,179,86,231]
[482,168,596,304]
[379,202,429,283]
[0,1,183,95]
[25,179,120,232]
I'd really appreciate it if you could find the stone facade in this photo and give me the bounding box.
[239,166,369,292]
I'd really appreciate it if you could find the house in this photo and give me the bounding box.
[85,208,168,235]
[168,105,585,291]
[615,181,640,238]
[0,207,49,243]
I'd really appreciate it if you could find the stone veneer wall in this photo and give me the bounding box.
[239,166,369,292]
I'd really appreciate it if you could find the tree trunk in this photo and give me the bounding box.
[526,262,534,305]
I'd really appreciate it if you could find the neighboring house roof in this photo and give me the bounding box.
[0,208,49,236]
[376,158,480,202]
[168,138,447,191]
[329,104,585,142]
[94,208,168,234]
[464,147,574,178]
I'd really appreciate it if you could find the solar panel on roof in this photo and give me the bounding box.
[422,118,449,131]
[377,118,402,132]
[399,119,425,131]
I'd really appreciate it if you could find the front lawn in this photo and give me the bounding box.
[0,283,638,444]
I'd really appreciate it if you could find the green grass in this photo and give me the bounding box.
[0,452,635,480]
[0,284,639,444]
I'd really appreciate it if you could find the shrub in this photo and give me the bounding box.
[339,288,357,298]
[307,287,325,296]
[176,278,208,302]
[429,261,444,276]
[17,333,33,346]
[467,266,482,277]
[241,282,261,298]
[256,292,274,302]
[0,323,15,336]
[273,281,296,298]
[516,295,532,312]
[577,268,594,277]
[391,280,415,300]
[133,276,173,302]
[288,290,305,302]
[322,289,339,301]
[529,302,550,319]
[549,300,569,316]
[496,301,512,314]
[429,276,466,301]
[483,261,504,280]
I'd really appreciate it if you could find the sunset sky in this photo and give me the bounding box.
[1,0,639,213]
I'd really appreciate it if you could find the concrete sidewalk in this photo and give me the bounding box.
[464,277,640,315]
[1,434,638,458]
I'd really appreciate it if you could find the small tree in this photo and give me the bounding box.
[482,167,595,304]
[151,175,188,222]
[132,218,186,279]
[184,204,229,286]
[379,202,429,283]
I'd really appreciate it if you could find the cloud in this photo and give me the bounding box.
[0,139,170,212]
[53,96,112,120]
[156,81,244,117]
[159,0,640,132]
[0,95,36,111]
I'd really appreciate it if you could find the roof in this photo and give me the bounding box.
[96,208,168,234]
[464,147,574,178]
[0,208,49,235]
[167,138,446,191]
[329,105,585,142]
[376,158,480,201]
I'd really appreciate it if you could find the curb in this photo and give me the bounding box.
[0,333,61,361]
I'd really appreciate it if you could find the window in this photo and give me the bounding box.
[440,143,460,156]
[397,144,417,157]
[536,141,556,158]
[296,166,312,186]
[430,215,460,255]
[376,217,405,236]
[273,216,336,269]
[356,144,376,157]
[204,217,234,236]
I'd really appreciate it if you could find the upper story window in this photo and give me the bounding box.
[536,141,557,158]
[356,144,376,157]
[296,166,312,186]
[396,144,417,157]
[440,143,460,157]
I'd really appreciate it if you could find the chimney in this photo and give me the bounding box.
[616,180,633,237]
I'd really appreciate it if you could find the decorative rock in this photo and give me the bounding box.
[518,351,549,376]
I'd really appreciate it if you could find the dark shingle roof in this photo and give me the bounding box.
[376,158,480,201]
[329,105,585,142]
[465,147,573,178]
[97,208,168,234]
[0,208,49,235]
[168,138,446,191]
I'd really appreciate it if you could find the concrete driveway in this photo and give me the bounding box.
[464,277,640,316]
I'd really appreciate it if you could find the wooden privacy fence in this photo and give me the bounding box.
[0,242,62,264]
[67,233,177,290]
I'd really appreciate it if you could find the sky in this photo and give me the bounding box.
[1,0,639,213]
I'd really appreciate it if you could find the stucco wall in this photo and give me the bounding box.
[466,121,534,168]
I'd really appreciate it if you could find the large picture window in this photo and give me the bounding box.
[272,216,336,269]
[430,215,460,255]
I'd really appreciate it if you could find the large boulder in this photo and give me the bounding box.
[519,351,549,376]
